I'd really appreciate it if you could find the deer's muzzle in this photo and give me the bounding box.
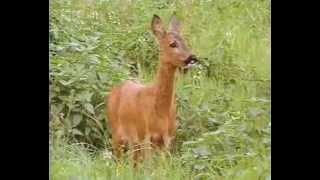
[184,55,198,66]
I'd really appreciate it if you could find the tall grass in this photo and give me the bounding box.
[49,0,270,179]
[50,141,269,180]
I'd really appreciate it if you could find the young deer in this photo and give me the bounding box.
[106,15,198,162]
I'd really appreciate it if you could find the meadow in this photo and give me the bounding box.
[49,0,271,179]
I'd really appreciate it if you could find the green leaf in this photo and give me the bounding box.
[72,114,82,127]
[204,129,225,136]
[193,146,211,157]
[51,104,64,115]
[72,129,83,136]
[83,92,93,102]
[63,117,72,129]
[193,164,206,171]
[194,173,210,180]
[84,103,95,114]
[55,129,64,138]
[182,141,198,146]
[98,72,109,83]
[76,91,93,102]
[208,118,221,125]
[85,127,91,136]
[247,107,263,118]
[59,80,74,86]
[87,54,99,62]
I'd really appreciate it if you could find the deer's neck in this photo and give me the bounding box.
[153,56,177,117]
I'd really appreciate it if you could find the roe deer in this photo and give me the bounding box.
[106,15,198,162]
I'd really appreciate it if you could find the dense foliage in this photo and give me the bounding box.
[49,0,270,179]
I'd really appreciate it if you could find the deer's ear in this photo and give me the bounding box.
[151,15,166,38]
[168,15,181,33]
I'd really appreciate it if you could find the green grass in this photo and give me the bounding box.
[50,0,270,179]
[50,141,270,180]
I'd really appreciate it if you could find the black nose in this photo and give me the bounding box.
[184,55,198,65]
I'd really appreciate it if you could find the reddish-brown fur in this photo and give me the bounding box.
[106,15,197,162]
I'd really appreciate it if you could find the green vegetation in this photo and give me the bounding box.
[49,0,270,179]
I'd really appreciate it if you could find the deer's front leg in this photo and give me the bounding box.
[150,134,164,148]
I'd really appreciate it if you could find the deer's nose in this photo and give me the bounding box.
[184,55,198,65]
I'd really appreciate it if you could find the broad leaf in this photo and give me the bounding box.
[193,146,211,157]
[72,129,83,136]
[84,103,95,114]
[72,114,82,127]
[193,164,206,171]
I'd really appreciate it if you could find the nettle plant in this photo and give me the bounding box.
[50,52,130,147]
[49,12,131,147]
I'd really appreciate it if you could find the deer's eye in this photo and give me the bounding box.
[169,41,178,48]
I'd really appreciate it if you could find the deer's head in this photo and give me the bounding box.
[151,15,198,68]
